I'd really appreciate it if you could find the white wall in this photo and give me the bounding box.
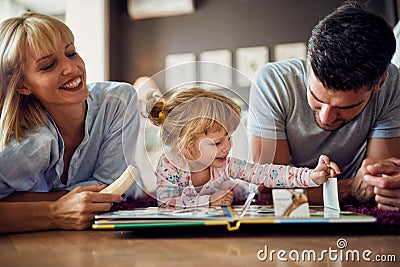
[65,0,109,82]
[0,0,109,82]
[0,0,25,22]
[392,20,400,68]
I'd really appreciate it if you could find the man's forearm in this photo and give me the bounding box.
[309,174,374,206]
[306,178,366,205]
[337,178,359,204]
[305,187,323,205]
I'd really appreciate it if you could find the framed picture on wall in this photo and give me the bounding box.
[199,49,232,88]
[165,53,196,90]
[236,46,269,88]
[274,42,307,62]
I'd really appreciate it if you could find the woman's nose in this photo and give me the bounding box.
[61,57,77,75]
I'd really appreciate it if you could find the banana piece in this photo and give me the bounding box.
[100,165,138,195]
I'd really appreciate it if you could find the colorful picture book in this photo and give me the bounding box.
[92,205,376,231]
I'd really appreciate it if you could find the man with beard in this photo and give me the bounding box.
[247,2,400,209]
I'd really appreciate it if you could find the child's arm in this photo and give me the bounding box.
[155,155,210,207]
[226,156,340,188]
[156,180,210,207]
[220,178,255,200]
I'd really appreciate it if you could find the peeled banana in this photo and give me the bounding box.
[100,165,138,195]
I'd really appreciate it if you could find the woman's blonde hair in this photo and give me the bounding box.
[0,12,74,149]
[146,87,241,154]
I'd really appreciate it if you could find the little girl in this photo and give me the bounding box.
[146,87,340,208]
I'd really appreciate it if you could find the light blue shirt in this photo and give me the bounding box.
[0,81,143,199]
[247,59,400,179]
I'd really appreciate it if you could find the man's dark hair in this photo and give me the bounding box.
[308,1,396,91]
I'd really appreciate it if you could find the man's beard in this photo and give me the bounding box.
[313,110,347,131]
[312,109,366,131]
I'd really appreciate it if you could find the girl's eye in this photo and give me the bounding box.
[209,141,220,146]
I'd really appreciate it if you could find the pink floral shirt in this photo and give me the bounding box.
[156,154,318,208]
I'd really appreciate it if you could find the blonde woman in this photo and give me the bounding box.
[0,12,143,232]
[147,87,340,208]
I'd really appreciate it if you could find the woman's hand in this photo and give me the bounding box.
[49,184,122,230]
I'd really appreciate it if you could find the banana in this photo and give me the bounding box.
[100,165,138,195]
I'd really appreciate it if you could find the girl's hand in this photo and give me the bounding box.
[311,155,341,185]
[209,190,234,206]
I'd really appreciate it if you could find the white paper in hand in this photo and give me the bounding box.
[323,178,340,211]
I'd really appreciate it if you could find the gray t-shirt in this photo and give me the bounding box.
[247,59,400,179]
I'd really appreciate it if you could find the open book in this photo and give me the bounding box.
[92,204,376,231]
[93,179,377,231]
[93,180,377,231]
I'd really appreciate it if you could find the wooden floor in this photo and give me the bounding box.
[1,227,399,267]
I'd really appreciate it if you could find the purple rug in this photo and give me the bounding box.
[112,195,399,229]
[343,203,400,226]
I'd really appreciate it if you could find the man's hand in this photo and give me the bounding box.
[363,157,400,210]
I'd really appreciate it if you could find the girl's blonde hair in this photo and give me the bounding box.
[146,87,241,154]
[0,12,74,149]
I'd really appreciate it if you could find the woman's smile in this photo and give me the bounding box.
[60,76,82,91]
